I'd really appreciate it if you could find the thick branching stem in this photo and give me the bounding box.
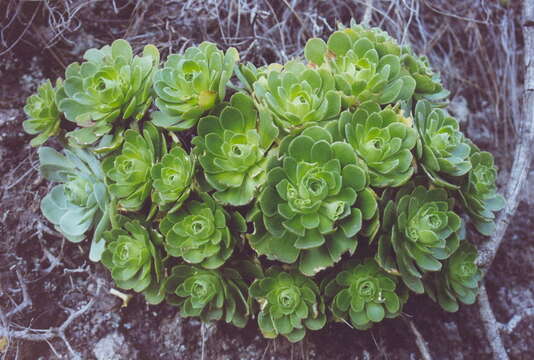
[405,318,433,360]
[476,0,534,275]
[475,4,534,359]
[478,284,509,360]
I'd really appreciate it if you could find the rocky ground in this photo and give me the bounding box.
[0,1,532,359]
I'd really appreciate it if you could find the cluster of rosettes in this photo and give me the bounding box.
[25,20,503,342]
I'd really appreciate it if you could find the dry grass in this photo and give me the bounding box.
[0,0,521,162]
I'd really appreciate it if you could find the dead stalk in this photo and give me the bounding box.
[478,284,509,360]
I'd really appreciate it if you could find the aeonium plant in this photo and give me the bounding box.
[24,21,505,343]
[103,122,166,212]
[249,267,326,342]
[151,42,239,131]
[253,60,341,131]
[165,264,251,327]
[458,146,505,235]
[23,79,63,147]
[38,146,110,261]
[376,183,462,293]
[425,242,482,312]
[192,92,278,206]
[59,39,160,147]
[159,193,246,269]
[151,144,195,213]
[101,219,165,304]
[323,259,406,329]
[250,126,378,276]
[304,22,416,107]
[328,101,418,187]
[415,100,472,188]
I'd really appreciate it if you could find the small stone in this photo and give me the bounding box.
[93,331,139,360]
[160,313,184,354]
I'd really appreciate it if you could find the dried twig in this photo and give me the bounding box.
[124,0,153,39]
[405,319,433,360]
[201,322,206,360]
[0,279,102,359]
[500,307,534,334]
[361,0,374,27]
[5,270,32,318]
[478,284,509,360]
[0,1,40,56]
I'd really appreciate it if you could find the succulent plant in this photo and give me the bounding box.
[192,93,278,206]
[249,267,326,342]
[160,194,246,269]
[323,259,404,329]
[415,100,472,188]
[305,23,399,63]
[23,79,63,146]
[426,242,481,312]
[39,146,109,261]
[250,126,378,276]
[151,42,239,131]
[26,21,506,343]
[151,145,194,213]
[376,184,462,293]
[58,39,160,146]
[401,52,448,101]
[459,149,505,235]
[103,123,165,212]
[304,22,416,107]
[253,61,341,130]
[165,264,250,327]
[328,101,417,187]
[234,62,268,92]
[101,220,164,304]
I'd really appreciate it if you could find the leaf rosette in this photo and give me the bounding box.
[151,145,194,213]
[304,22,416,106]
[192,93,278,206]
[58,39,160,146]
[160,194,246,269]
[415,100,472,188]
[101,220,164,304]
[23,79,63,146]
[253,61,341,130]
[425,242,481,312]
[459,149,505,235]
[249,267,326,342]
[103,123,165,212]
[323,259,404,329]
[376,184,462,293]
[39,146,109,261]
[250,126,378,276]
[402,52,448,101]
[328,101,417,187]
[151,42,239,130]
[165,265,250,327]
[234,62,269,92]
